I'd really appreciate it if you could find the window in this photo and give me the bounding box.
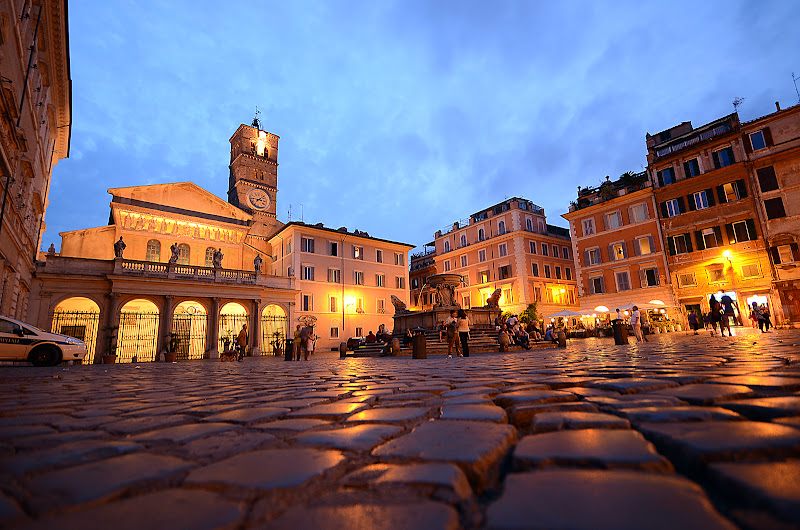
[683,158,701,178]
[589,276,605,295]
[498,220,506,235]
[544,265,551,278]
[302,294,313,311]
[395,277,405,289]
[662,198,684,217]
[498,243,508,257]
[765,197,787,220]
[356,298,364,313]
[707,266,725,283]
[742,264,761,278]
[534,286,542,302]
[610,242,627,261]
[718,180,747,204]
[555,266,562,280]
[657,167,676,186]
[712,146,735,169]
[678,273,696,287]
[635,236,654,256]
[479,270,490,283]
[669,234,693,255]
[604,211,622,230]
[586,248,601,266]
[478,250,486,262]
[460,255,467,267]
[301,265,315,281]
[562,247,569,260]
[146,240,161,262]
[301,237,315,253]
[377,299,386,313]
[552,245,558,257]
[478,228,485,241]
[502,287,513,304]
[692,191,710,210]
[463,296,471,309]
[756,166,779,192]
[582,219,595,236]
[177,244,190,265]
[695,227,721,250]
[532,263,539,277]
[330,242,338,256]
[529,241,537,254]
[204,247,215,267]
[565,268,572,281]
[772,244,800,265]
[330,327,339,339]
[526,218,533,231]
[460,234,467,247]
[443,241,450,252]
[375,274,385,287]
[376,249,383,263]
[498,265,511,280]
[355,327,363,338]
[330,297,338,313]
[616,271,631,291]
[353,246,364,259]
[354,271,364,285]
[749,131,766,151]
[286,242,292,254]
[726,219,757,244]
[411,278,419,289]
[443,260,451,272]
[394,253,404,266]
[542,244,549,257]
[328,268,341,283]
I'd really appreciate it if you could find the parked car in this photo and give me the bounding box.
[0,315,87,366]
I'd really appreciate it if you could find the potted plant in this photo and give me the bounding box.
[102,326,118,364]
[164,333,179,363]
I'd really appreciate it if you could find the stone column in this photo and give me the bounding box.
[97,292,121,364]
[251,299,262,356]
[157,295,174,361]
[208,297,220,359]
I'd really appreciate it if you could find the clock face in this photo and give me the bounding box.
[247,188,270,211]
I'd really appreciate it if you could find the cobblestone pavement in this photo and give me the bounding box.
[1,328,800,529]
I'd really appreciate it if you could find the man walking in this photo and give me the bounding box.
[631,306,648,343]
[236,323,248,361]
[444,310,461,358]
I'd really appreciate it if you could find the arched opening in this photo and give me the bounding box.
[118,299,160,363]
[52,297,100,364]
[172,300,208,360]
[261,304,288,356]
[204,247,215,267]
[146,239,161,262]
[219,302,248,352]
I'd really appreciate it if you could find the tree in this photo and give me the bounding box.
[518,303,539,324]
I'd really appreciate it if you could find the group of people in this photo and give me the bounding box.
[687,295,773,336]
[443,309,472,358]
[365,324,392,344]
[292,324,315,361]
[494,314,555,348]
[614,306,648,343]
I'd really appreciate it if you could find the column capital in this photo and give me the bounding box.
[165,294,174,300]
[108,292,121,299]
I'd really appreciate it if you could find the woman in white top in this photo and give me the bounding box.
[456,309,471,357]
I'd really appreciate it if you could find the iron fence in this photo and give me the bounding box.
[171,313,208,360]
[261,314,288,356]
[117,312,160,363]
[219,313,248,353]
[51,311,100,364]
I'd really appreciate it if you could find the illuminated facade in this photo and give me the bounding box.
[431,198,579,317]
[268,222,413,352]
[0,0,71,321]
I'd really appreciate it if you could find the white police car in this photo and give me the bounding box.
[0,315,88,366]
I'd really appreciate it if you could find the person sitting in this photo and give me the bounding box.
[403,328,413,346]
[366,331,377,343]
[514,328,531,349]
[544,326,556,343]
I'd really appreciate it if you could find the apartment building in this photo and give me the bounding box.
[431,198,579,317]
[741,103,800,321]
[562,172,676,315]
[409,247,436,310]
[647,112,775,323]
[268,222,413,351]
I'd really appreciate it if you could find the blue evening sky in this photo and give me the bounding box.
[47,0,800,253]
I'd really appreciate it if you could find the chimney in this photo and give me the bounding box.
[776,101,781,111]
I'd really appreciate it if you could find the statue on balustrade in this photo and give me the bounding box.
[113,237,126,258]
[168,242,180,264]
[254,254,263,273]
[213,248,224,268]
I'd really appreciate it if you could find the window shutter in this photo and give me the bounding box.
[687,194,696,211]
[683,161,691,179]
[712,151,721,169]
[667,237,676,256]
[599,276,605,294]
[684,233,694,253]
[713,226,723,246]
[608,244,615,262]
[627,206,634,223]
[677,196,686,214]
[648,235,655,253]
[716,185,727,204]
[621,242,628,259]
[769,247,781,265]
[763,127,774,147]
[705,188,715,207]
[791,243,800,262]
[639,268,647,288]
[657,173,665,187]
[725,223,735,244]
[633,238,641,256]
[736,179,748,198]
[588,279,595,295]
[602,215,609,231]
[583,250,589,266]
[660,201,668,218]
[694,231,706,251]
[643,203,650,220]
[742,133,753,154]
[745,219,757,241]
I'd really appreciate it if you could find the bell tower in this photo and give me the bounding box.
[228,114,280,235]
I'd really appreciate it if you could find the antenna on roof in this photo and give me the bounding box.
[793,73,800,103]
[732,97,745,113]
[252,106,262,130]
[288,204,292,222]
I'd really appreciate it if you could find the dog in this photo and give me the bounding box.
[220,348,237,362]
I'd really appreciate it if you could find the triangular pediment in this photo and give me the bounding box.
[108,182,252,222]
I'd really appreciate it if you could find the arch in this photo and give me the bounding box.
[146,239,161,262]
[460,234,467,247]
[172,300,208,360]
[117,298,160,363]
[177,243,190,265]
[51,297,100,364]
[261,304,288,356]
[498,220,506,235]
[219,302,248,352]
[443,240,450,252]
[478,228,485,241]
[204,247,215,267]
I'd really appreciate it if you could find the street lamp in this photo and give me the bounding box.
[723,250,732,264]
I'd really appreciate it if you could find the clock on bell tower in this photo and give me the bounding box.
[228,117,280,235]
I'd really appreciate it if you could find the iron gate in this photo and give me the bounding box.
[51,311,100,364]
[172,314,208,360]
[219,313,248,353]
[261,314,288,356]
[117,312,160,363]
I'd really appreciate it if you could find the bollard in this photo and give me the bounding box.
[412,333,427,359]
[499,332,509,352]
[339,342,347,358]
[284,338,293,361]
[391,338,400,357]
[611,320,629,345]
[557,331,567,348]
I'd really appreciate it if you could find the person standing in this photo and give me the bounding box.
[631,306,648,342]
[293,324,302,361]
[236,323,248,362]
[720,294,735,336]
[445,310,460,358]
[709,295,722,336]
[456,308,471,357]
[687,311,699,335]
[762,305,773,332]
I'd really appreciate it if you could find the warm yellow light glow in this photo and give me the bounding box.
[648,300,665,305]
[595,305,609,312]
[723,250,731,258]
[623,311,629,316]
[560,288,566,294]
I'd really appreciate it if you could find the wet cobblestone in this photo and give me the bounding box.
[1,328,799,528]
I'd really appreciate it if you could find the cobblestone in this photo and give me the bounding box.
[1,329,799,527]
